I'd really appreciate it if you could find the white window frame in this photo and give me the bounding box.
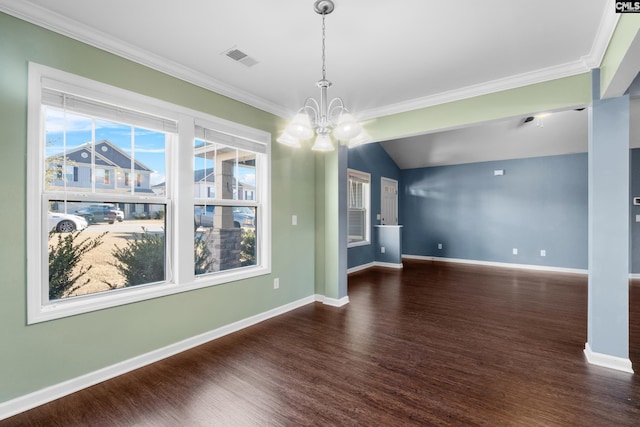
[27,63,271,324]
[347,168,371,248]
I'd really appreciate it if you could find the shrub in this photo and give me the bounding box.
[109,227,165,287]
[240,228,256,266]
[48,230,106,299]
[154,210,165,220]
[194,230,214,274]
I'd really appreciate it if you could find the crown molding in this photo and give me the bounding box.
[359,6,620,121]
[580,5,620,69]
[358,60,592,120]
[0,0,289,118]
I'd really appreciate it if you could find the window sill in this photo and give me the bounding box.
[29,265,270,324]
[348,240,371,249]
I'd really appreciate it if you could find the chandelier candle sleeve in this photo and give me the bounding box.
[278,0,372,151]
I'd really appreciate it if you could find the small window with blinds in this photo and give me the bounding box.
[347,169,370,247]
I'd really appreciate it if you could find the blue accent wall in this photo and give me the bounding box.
[400,154,589,269]
[347,143,401,268]
[630,148,640,273]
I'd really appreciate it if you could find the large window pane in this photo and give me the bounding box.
[48,200,166,300]
[194,205,257,275]
[44,109,166,196]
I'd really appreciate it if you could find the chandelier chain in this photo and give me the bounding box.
[321,12,326,81]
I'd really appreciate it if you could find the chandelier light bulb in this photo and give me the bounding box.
[276,131,301,148]
[311,133,334,151]
[286,113,314,140]
[333,113,361,140]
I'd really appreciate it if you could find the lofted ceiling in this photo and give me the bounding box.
[1,0,632,167]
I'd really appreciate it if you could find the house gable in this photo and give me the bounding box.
[50,140,153,172]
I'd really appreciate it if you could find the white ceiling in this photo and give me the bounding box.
[381,109,589,169]
[383,96,640,169]
[2,0,633,168]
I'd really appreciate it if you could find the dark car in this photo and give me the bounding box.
[75,204,124,224]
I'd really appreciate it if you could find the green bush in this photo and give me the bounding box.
[154,210,165,220]
[109,227,165,287]
[194,230,214,274]
[240,228,256,266]
[48,231,106,299]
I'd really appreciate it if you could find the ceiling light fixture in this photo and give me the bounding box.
[277,0,371,151]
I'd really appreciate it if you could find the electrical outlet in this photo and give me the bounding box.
[540,249,546,257]
[512,248,518,255]
[381,246,386,254]
[274,278,279,289]
[292,215,297,225]
[438,243,443,250]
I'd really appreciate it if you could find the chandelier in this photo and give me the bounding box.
[277,0,371,151]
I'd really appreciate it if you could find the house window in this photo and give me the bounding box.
[64,165,79,183]
[96,169,111,186]
[347,169,370,247]
[27,63,271,323]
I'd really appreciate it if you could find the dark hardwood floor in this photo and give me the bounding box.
[4,259,640,426]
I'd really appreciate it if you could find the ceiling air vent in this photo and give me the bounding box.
[224,48,259,67]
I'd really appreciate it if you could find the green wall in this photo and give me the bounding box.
[0,12,317,403]
[366,74,592,142]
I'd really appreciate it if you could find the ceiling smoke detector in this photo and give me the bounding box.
[224,48,259,67]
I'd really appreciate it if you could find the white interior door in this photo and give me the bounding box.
[381,177,398,225]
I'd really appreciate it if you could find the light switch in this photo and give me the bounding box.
[636,214,640,223]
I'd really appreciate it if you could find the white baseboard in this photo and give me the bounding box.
[375,261,403,269]
[0,295,316,421]
[584,343,634,373]
[347,262,376,274]
[347,261,403,275]
[402,254,588,275]
[315,294,350,307]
